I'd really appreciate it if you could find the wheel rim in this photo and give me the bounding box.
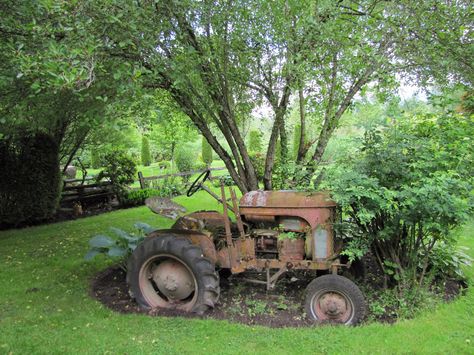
[138,254,198,311]
[310,289,354,324]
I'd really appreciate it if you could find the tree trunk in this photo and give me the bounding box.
[309,64,378,167]
[263,84,291,190]
[279,119,288,167]
[296,88,307,163]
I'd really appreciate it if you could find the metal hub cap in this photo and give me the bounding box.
[152,259,195,301]
[314,292,352,322]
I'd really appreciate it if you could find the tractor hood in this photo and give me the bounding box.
[240,190,336,209]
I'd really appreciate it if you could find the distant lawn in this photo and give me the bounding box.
[0,193,473,354]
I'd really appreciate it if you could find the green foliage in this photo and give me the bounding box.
[85,222,155,270]
[90,149,101,169]
[277,231,300,241]
[427,242,473,281]
[276,225,303,240]
[323,110,474,286]
[244,299,268,317]
[150,176,185,197]
[292,124,301,159]
[175,147,195,181]
[0,133,61,227]
[148,92,198,161]
[121,188,162,207]
[271,161,312,191]
[248,130,263,153]
[96,151,136,199]
[212,174,234,187]
[367,285,441,322]
[249,152,265,182]
[201,136,213,166]
[141,136,152,167]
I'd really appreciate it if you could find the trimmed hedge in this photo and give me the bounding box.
[121,188,162,207]
[175,147,195,182]
[201,136,213,166]
[141,136,152,167]
[0,133,61,227]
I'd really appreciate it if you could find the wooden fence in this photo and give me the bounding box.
[61,177,114,207]
[59,167,227,208]
[137,167,226,189]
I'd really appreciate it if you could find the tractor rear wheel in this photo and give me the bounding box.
[127,235,220,314]
[304,274,366,325]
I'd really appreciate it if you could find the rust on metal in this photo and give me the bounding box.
[145,197,187,219]
[239,190,335,230]
[152,259,195,300]
[240,190,335,208]
[201,185,235,213]
[172,210,226,231]
[239,191,336,260]
[313,291,352,323]
[229,187,246,239]
[138,254,198,311]
[143,183,347,301]
[278,238,305,261]
[220,183,235,268]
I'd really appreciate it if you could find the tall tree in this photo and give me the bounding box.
[94,0,471,190]
[3,0,472,192]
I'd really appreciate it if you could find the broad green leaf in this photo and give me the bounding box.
[84,249,101,260]
[108,247,127,257]
[89,235,114,248]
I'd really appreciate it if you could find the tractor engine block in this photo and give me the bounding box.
[252,229,279,258]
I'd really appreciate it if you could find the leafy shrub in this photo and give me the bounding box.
[121,188,162,207]
[323,111,474,287]
[150,176,185,197]
[427,242,473,281]
[201,136,213,166]
[85,222,155,270]
[249,152,265,181]
[0,133,61,227]
[96,151,136,199]
[195,160,208,171]
[212,174,234,187]
[141,136,152,166]
[175,147,195,181]
[366,285,440,322]
[248,130,263,153]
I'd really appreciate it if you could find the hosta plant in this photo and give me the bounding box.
[85,222,155,270]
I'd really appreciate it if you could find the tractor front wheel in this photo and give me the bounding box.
[127,235,220,314]
[304,274,366,325]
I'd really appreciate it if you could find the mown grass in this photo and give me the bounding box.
[0,192,473,354]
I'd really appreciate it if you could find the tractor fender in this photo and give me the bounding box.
[172,210,227,231]
[146,229,218,265]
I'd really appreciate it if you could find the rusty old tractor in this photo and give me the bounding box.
[126,171,366,325]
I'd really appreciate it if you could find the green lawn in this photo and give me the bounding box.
[0,192,473,354]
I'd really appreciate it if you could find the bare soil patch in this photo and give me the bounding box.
[90,260,465,328]
[91,266,321,328]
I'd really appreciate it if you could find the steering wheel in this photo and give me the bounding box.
[186,170,211,197]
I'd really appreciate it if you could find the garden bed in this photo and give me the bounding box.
[91,262,465,328]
